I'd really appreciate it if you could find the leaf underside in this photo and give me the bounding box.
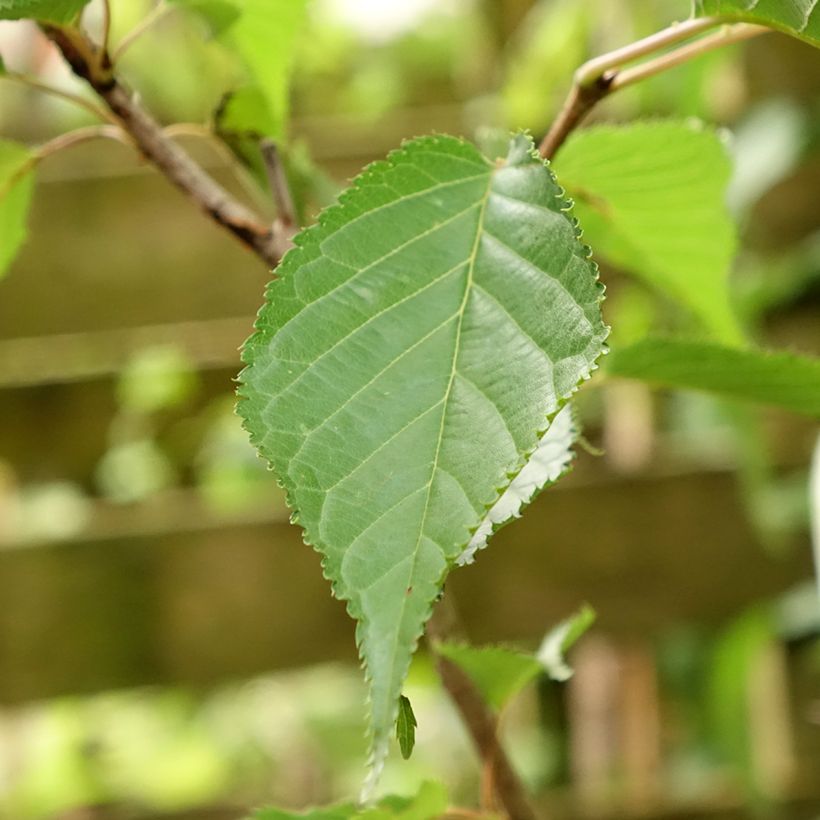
[0,0,88,21]
[238,133,607,787]
[0,140,35,279]
[695,0,820,47]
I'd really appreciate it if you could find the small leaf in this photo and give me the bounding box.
[0,139,36,279]
[435,643,542,711]
[0,0,89,21]
[694,0,820,47]
[395,695,417,760]
[605,338,820,417]
[251,781,448,820]
[238,133,607,790]
[536,603,596,681]
[554,121,742,344]
[458,402,577,565]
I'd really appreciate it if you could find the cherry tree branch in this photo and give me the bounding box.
[41,24,283,267]
[539,18,767,160]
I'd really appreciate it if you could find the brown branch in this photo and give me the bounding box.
[260,138,298,257]
[427,597,540,820]
[538,19,766,160]
[41,25,282,268]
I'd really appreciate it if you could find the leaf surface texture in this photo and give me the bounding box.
[695,0,820,46]
[239,133,607,783]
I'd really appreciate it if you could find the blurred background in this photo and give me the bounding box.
[0,0,819,817]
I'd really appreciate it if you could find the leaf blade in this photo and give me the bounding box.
[0,0,89,21]
[239,133,607,786]
[554,121,742,344]
[694,0,820,47]
[0,139,35,278]
[605,338,820,416]
[395,695,417,760]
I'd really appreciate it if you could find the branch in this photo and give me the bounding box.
[260,138,298,254]
[539,18,767,160]
[427,597,540,820]
[41,24,282,268]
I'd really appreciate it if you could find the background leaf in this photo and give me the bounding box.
[553,121,742,344]
[0,0,88,21]
[239,133,607,788]
[0,139,35,279]
[605,338,820,416]
[694,0,820,47]
[434,643,543,711]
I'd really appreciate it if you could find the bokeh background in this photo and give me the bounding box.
[0,0,819,817]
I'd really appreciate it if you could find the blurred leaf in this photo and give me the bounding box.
[457,403,577,566]
[606,338,820,417]
[117,346,198,413]
[218,0,309,138]
[536,603,596,681]
[169,0,241,35]
[96,439,176,503]
[554,121,742,344]
[435,643,542,711]
[217,85,278,136]
[252,781,448,820]
[695,0,820,47]
[0,139,35,278]
[395,695,416,760]
[238,133,607,790]
[0,0,88,21]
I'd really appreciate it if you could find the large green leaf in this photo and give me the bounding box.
[554,121,742,344]
[694,0,820,47]
[239,133,607,786]
[0,0,88,21]
[0,140,35,278]
[606,338,820,416]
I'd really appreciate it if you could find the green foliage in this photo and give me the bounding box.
[394,695,416,760]
[252,781,448,820]
[0,139,35,279]
[695,0,820,47]
[239,132,607,786]
[435,643,542,711]
[554,121,742,344]
[606,338,820,417]
[536,603,596,681]
[0,0,87,21]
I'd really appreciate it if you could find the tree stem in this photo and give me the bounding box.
[427,597,540,820]
[41,24,282,267]
[539,19,767,160]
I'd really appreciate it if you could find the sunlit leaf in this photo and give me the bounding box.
[0,0,88,21]
[554,121,742,344]
[239,133,607,788]
[695,0,820,47]
[168,0,241,36]
[0,139,35,278]
[606,338,820,417]
[435,643,542,711]
[536,603,596,681]
[395,695,416,760]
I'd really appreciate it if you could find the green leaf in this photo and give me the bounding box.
[554,121,742,344]
[395,695,416,760]
[0,139,35,279]
[536,603,596,681]
[605,338,820,417]
[168,0,241,36]
[435,643,543,711]
[224,0,308,138]
[251,781,448,820]
[0,0,89,22]
[238,133,607,788]
[694,0,820,47]
[458,402,576,565]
